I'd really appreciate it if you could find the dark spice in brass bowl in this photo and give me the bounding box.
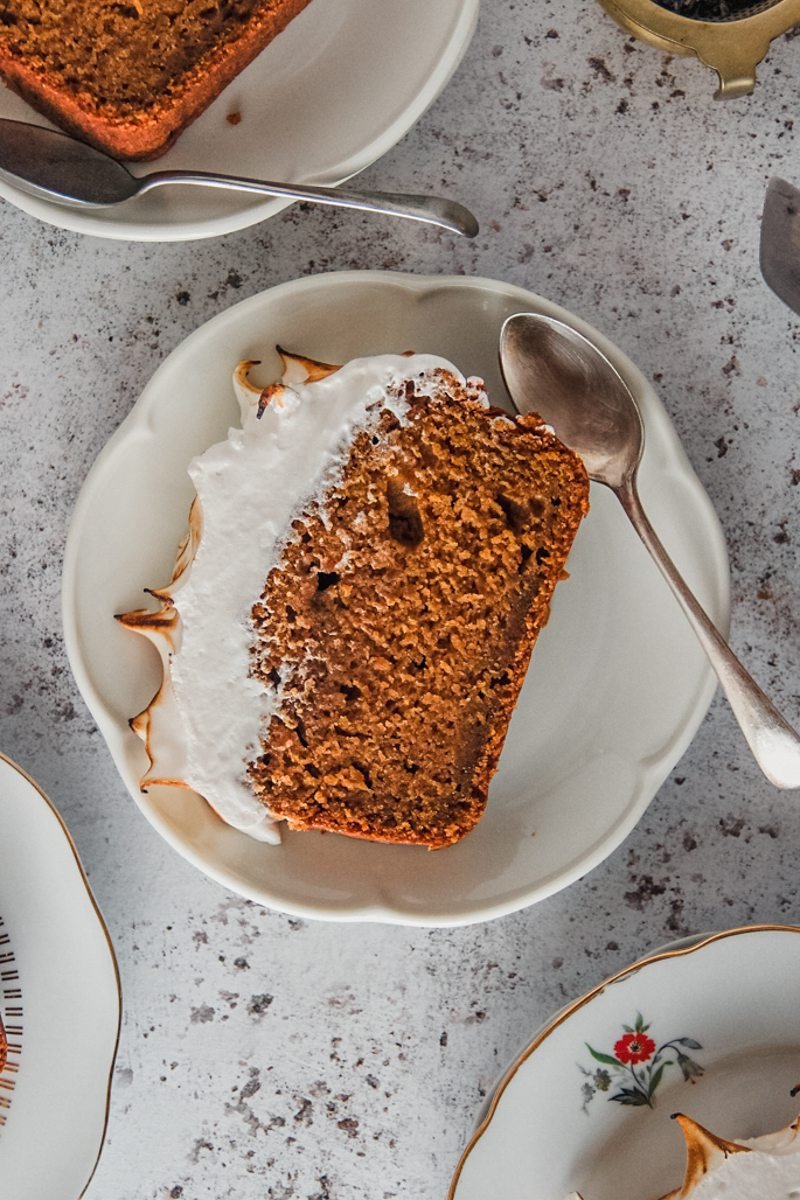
[655,0,777,17]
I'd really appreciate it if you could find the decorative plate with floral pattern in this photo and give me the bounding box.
[0,753,120,1200]
[450,926,800,1200]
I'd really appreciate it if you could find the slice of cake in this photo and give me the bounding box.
[118,351,589,848]
[0,0,313,160]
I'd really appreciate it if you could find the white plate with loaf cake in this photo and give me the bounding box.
[0,752,120,1200]
[62,270,729,925]
[450,925,800,1200]
[0,0,478,240]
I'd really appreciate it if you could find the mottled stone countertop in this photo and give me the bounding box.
[2,2,800,1198]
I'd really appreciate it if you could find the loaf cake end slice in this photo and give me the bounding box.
[0,0,313,159]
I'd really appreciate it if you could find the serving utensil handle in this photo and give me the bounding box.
[616,477,800,789]
[138,170,479,238]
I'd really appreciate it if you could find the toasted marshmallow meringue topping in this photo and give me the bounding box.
[569,1115,800,1200]
[661,1114,800,1200]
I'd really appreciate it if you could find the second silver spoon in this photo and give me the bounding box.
[0,118,479,238]
[500,311,800,790]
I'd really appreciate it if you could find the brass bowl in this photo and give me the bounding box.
[599,0,800,97]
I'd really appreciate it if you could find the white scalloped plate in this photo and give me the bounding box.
[62,271,729,925]
[0,752,120,1200]
[450,926,800,1200]
[0,0,478,240]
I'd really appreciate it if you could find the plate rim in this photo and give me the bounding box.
[448,923,800,1199]
[0,750,122,1200]
[62,268,730,926]
[0,0,479,242]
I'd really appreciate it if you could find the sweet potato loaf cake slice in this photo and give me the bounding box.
[0,0,312,159]
[246,356,589,848]
[119,353,589,849]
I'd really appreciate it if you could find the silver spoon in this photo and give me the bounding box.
[500,311,800,789]
[0,118,478,237]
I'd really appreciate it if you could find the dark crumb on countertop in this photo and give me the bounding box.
[227,111,242,125]
[655,0,777,17]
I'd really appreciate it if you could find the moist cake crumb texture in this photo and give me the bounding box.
[247,367,589,849]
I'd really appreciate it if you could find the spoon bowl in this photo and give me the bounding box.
[500,311,800,789]
[499,313,643,488]
[0,119,138,207]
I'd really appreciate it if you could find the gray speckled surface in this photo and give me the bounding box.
[2,2,800,1198]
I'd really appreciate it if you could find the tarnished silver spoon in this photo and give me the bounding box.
[0,118,479,237]
[500,311,800,789]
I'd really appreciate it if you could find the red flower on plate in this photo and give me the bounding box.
[582,1015,704,1112]
[614,1032,656,1064]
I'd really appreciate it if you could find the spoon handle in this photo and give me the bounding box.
[616,477,800,789]
[137,170,479,238]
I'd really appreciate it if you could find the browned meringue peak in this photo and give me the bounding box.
[568,1113,800,1200]
[116,498,202,788]
[234,346,340,397]
[659,1114,751,1199]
